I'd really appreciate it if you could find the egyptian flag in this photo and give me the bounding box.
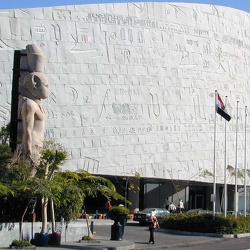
[216,93,231,122]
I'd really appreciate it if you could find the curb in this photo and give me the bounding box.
[162,228,250,239]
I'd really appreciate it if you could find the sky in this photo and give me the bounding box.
[0,0,250,13]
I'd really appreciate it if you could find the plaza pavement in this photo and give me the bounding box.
[3,219,250,250]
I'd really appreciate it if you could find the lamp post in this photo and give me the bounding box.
[244,106,247,217]
[234,101,239,219]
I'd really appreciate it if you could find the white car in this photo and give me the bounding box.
[133,208,170,225]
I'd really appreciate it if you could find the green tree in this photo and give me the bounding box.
[5,157,37,239]
[36,140,67,234]
[1,139,67,237]
[0,125,129,239]
[116,171,140,208]
[54,170,129,236]
[0,124,13,196]
[8,139,129,236]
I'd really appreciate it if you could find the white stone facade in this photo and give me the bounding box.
[0,3,250,185]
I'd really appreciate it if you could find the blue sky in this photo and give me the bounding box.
[0,0,250,13]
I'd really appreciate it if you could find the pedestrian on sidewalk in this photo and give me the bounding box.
[164,197,171,210]
[105,200,112,219]
[148,215,159,244]
[178,199,184,213]
[168,202,176,213]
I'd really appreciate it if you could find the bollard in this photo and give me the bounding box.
[110,221,123,241]
[90,221,94,234]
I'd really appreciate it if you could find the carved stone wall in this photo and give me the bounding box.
[0,3,250,184]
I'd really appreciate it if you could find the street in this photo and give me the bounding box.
[94,221,250,250]
[170,238,250,250]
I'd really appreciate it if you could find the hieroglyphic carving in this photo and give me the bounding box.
[0,106,10,121]
[53,9,72,21]
[82,156,99,172]
[49,92,56,104]
[96,89,111,122]
[35,25,46,36]
[51,24,61,41]
[0,40,13,50]
[69,87,78,103]
[148,93,160,118]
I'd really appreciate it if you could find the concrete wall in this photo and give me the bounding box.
[0,220,90,247]
[0,3,250,185]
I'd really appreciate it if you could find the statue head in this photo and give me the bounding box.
[19,72,48,99]
[26,44,45,72]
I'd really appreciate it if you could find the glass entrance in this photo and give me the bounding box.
[195,194,204,208]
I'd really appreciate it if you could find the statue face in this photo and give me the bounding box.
[33,76,48,99]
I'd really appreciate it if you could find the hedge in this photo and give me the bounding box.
[160,213,250,234]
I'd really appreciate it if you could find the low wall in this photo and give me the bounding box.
[0,220,90,247]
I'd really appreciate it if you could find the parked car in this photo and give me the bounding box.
[227,210,245,216]
[186,208,209,214]
[133,208,170,225]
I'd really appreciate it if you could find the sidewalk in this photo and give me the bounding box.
[36,219,135,250]
[33,232,250,250]
[4,219,250,250]
[36,238,135,250]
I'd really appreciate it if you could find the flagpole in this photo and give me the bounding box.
[234,101,239,219]
[223,96,228,218]
[244,106,247,217]
[213,90,217,218]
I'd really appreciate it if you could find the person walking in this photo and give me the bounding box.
[178,199,184,213]
[164,198,171,210]
[105,200,112,219]
[148,215,159,244]
[168,202,176,213]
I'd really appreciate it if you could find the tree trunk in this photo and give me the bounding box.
[83,204,91,237]
[50,198,56,233]
[41,197,48,234]
[48,150,57,233]
[19,199,32,240]
[41,158,50,234]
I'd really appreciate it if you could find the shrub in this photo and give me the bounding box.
[10,239,32,249]
[108,206,129,218]
[161,213,250,234]
[82,235,93,241]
